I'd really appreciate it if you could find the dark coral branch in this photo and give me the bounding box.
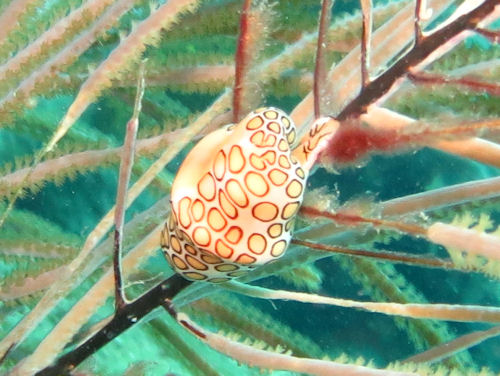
[314,0,334,118]
[414,0,424,44]
[36,275,192,376]
[291,239,454,269]
[336,0,499,120]
[408,71,500,96]
[475,27,500,43]
[233,0,253,123]
[300,205,427,235]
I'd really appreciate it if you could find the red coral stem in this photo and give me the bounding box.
[233,0,252,123]
[408,71,500,96]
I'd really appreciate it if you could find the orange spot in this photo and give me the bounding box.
[215,264,239,272]
[201,254,222,264]
[278,139,289,152]
[285,219,295,231]
[215,239,233,258]
[295,167,305,179]
[278,155,291,169]
[252,202,278,222]
[208,277,231,283]
[267,122,281,134]
[287,129,296,144]
[168,212,176,231]
[228,270,248,277]
[262,150,276,165]
[248,234,267,254]
[208,207,227,231]
[226,179,249,207]
[184,244,197,255]
[286,179,303,198]
[251,131,276,148]
[271,240,287,257]
[186,255,208,270]
[235,253,257,264]
[225,226,243,244]
[174,227,184,241]
[183,272,207,280]
[282,201,300,219]
[246,115,264,130]
[264,110,278,119]
[179,230,190,241]
[170,235,181,253]
[198,173,215,201]
[268,169,288,186]
[213,150,226,180]
[250,130,264,146]
[191,199,205,222]
[249,154,265,170]
[178,197,192,228]
[245,172,269,197]
[228,145,245,173]
[249,150,276,170]
[264,134,277,147]
[160,228,169,248]
[267,223,283,238]
[281,116,291,129]
[172,255,188,270]
[193,226,211,246]
[219,189,237,219]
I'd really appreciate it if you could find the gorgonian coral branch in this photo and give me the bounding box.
[336,0,499,120]
[35,275,192,376]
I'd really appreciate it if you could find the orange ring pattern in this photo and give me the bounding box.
[161,107,307,282]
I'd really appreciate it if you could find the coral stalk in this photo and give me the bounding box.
[232,0,253,123]
[314,0,334,118]
[225,282,500,323]
[16,223,173,375]
[403,325,500,363]
[113,64,145,310]
[380,176,500,216]
[166,306,418,376]
[428,222,500,261]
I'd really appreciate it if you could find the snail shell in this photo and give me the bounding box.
[161,107,307,283]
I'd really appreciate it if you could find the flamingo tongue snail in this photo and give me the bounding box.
[161,108,339,282]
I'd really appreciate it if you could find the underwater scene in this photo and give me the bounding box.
[0,0,500,375]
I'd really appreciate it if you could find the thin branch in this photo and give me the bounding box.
[336,0,499,120]
[113,63,146,311]
[360,0,372,87]
[291,239,454,269]
[0,342,15,367]
[35,275,192,376]
[314,0,334,118]
[475,27,500,43]
[232,0,252,123]
[403,325,500,364]
[408,71,500,96]
[380,176,500,216]
[300,205,428,235]
[163,300,418,376]
[224,282,500,323]
[414,0,424,44]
